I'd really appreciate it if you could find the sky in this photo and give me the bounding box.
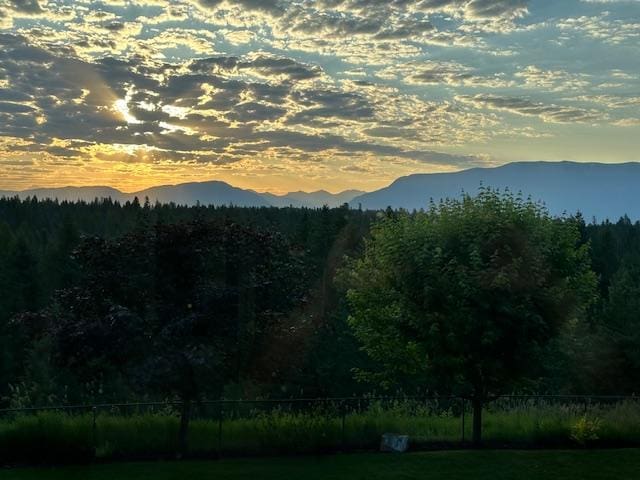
[0,0,638,194]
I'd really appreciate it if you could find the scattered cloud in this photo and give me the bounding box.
[377,61,515,88]
[557,12,640,45]
[457,94,605,124]
[0,0,638,191]
[515,66,592,92]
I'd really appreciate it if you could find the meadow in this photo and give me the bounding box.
[2,399,640,465]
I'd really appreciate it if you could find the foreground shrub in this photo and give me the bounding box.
[570,416,601,445]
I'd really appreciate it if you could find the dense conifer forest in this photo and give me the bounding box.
[1,196,639,408]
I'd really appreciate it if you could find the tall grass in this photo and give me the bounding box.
[2,400,640,465]
[0,412,94,464]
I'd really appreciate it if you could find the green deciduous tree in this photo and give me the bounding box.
[344,189,596,445]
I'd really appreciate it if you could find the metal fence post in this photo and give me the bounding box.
[218,402,223,458]
[341,400,346,451]
[92,406,97,455]
[461,398,465,443]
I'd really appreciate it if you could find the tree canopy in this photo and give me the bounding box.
[344,189,597,444]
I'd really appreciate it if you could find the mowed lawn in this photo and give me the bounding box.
[4,450,640,480]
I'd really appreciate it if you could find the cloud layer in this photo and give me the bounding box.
[0,0,638,192]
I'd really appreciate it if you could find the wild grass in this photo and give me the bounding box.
[0,412,94,464]
[1,400,640,464]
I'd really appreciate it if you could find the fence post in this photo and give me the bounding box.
[218,403,223,458]
[341,400,346,452]
[461,398,465,444]
[92,406,97,456]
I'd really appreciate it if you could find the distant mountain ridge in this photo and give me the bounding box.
[3,161,640,220]
[260,189,365,208]
[351,161,640,220]
[136,181,271,208]
[0,186,126,203]
[0,181,364,209]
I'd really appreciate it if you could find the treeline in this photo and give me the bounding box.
[0,197,375,407]
[0,197,639,408]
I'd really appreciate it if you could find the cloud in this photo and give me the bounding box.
[188,53,324,81]
[557,13,640,45]
[317,0,530,20]
[191,0,285,16]
[1,0,75,26]
[1,0,638,192]
[250,129,484,167]
[0,32,488,175]
[457,94,605,123]
[515,66,592,92]
[463,0,529,20]
[377,61,515,88]
[612,118,640,126]
[572,95,640,108]
[581,0,640,3]
[7,0,44,15]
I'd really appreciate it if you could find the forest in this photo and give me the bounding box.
[1,194,639,412]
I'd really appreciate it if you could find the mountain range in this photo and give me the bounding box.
[0,182,364,209]
[2,161,640,220]
[352,161,640,220]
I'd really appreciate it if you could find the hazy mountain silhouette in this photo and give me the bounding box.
[3,162,640,219]
[135,181,271,207]
[0,182,362,208]
[351,161,640,220]
[0,186,127,202]
[261,189,365,208]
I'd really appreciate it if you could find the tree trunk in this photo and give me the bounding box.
[178,397,192,458]
[472,395,483,447]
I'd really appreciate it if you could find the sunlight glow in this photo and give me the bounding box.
[161,105,189,119]
[159,121,196,134]
[114,98,142,125]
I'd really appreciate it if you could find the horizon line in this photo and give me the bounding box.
[2,159,640,195]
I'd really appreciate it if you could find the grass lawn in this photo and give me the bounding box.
[3,449,640,480]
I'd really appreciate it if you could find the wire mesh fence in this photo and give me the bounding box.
[1,395,640,463]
